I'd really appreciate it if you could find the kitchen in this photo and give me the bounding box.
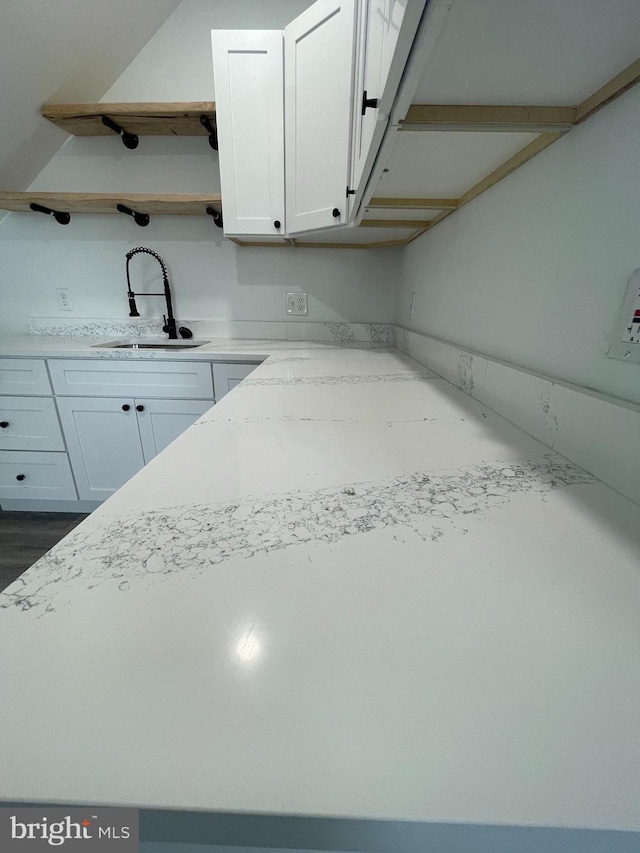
[0,1,639,851]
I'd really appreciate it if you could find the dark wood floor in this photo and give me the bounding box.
[0,511,88,592]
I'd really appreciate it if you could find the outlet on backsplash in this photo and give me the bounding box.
[287,292,308,316]
[56,288,73,312]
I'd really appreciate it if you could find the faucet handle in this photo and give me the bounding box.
[162,314,169,333]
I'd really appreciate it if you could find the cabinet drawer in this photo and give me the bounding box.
[0,396,65,451]
[48,359,214,399]
[0,451,77,501]
[0,358,52,395]
[212,362,259,400]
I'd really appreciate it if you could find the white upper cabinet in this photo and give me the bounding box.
[211,30,285,237]
[284,0,357,234]
[211,0,426,238]
[350,0,425,209]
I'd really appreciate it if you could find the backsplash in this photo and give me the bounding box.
[392,324,640,505]
[28,317,390,343]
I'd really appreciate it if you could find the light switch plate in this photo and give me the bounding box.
[287,292,308,315]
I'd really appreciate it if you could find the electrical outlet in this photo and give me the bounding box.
[410,292,417,319]
[57,288,73,311]
[287,292,308,315]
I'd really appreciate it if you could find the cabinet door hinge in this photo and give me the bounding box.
[346,187,355,197]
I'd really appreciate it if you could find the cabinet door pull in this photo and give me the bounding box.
[122,404,131,412]
[332,208,341,218]
[0,421,8,428]
[361,90,379,115]
[274,220,281,229]
[16,474,26,482]
[136,405,145,412]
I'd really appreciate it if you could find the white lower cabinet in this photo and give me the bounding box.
[136,399,213,463]
[0,451,77,501]
[56,397,213,500]
[56,397,146,501]
[212,363,259,400]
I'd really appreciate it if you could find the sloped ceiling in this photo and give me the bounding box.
[0,0,184,189]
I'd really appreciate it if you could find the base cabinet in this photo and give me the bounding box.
[56,397,213,501]
[0,357,258,509]
[136,399,213,463]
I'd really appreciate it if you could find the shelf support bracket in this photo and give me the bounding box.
[206,206,223,228]
[29,203,70,225]
[200,115,218,150]
[101,115,139,149]
[116,204,150,227]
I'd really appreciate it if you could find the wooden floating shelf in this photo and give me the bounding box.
[41,102,216,137]
[0,192,222,216]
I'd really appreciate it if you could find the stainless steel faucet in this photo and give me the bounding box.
[125,246,178,340]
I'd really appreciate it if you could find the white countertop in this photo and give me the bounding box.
[1,339,639,840]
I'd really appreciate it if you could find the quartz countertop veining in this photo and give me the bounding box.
[1,338,639,845]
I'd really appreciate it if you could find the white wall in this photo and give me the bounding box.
[0,0,398,337]
[394,85,640,404]
[103,0,312,101]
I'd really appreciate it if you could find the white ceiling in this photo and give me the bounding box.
[413,0,640,105]
[376,131,539,198]
[0,0,183,189]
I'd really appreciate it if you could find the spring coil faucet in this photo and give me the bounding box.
[125,246,178,339]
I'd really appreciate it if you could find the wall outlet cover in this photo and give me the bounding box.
[287,292,308,315]
[606,269,640,363]
[56,288,73,311]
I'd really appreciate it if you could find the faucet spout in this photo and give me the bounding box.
[125,246,178,339]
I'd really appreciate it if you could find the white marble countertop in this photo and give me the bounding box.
[1,340,640,841]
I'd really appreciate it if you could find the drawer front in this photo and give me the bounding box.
[0,396,65,451]
[212,362,259,400]
[0,358,52,395]
[0,451,77,501]
[48,359,214,399]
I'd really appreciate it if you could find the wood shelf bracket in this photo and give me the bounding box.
[116,204,149,227]
[29,202,70,225]
[101,115,139,149]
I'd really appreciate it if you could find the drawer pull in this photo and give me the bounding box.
[136,404,145,412]
[0,421,8,428]
[122,404,131,412]
[16,474,26,481]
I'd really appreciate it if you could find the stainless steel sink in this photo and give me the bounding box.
[92,338,210,351]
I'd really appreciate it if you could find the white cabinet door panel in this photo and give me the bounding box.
[0,396,65,451]
[284,0,357,234]
[212,363,259,400]
[56,397,146,501]
[48,359,214,400]
[136,399,213,463]
[212,30,285,237]
[0,451,77,501]
[351,0,389,192]
[0,358,52,395]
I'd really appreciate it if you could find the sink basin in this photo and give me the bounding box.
[93,338,210,351]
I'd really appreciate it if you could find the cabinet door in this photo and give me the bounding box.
[212,30,285,237]
[212,363,259,401]
[350,0,426,211]
[135,399,213,464]
[56,397,145,501]
[351,0,388,193]
[284,0,357,234]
